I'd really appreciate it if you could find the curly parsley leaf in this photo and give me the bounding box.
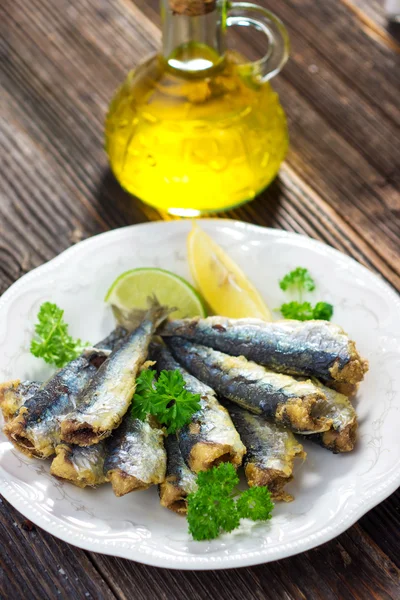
[278,267,333,321]
[131,370,156,420]
[187,463,274,541]
[196,462,239,493]
[312,301,334,321]
[280,301,334,321]
[280,301,315,321]
[187,489,239,541]
[236,487,274,521]
[132,369,201,434]
[30,302,88,368]
[279,267,316,294]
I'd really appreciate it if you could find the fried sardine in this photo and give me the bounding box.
[166,338,332,434]
[161,317,368,387]
[150,340,246,473]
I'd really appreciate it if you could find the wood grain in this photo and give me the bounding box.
[90,522,400,600]
[0,0,399,598]
[340,0,398,38]
[0,498,116,600]
[1,495,399,600]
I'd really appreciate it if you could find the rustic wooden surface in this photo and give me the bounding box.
[1,0,399,598]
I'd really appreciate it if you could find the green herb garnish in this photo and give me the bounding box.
[132,369,201,434]
[278,267,333,321]
[236,486,275,521]
[30,302,88,368]
[311,301,334,321]
[187,463,274,541]
[280,301,333,321]
[279,267,316,296]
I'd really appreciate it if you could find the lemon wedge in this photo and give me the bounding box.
[187,224,272,320]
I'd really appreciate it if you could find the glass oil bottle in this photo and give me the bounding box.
[105,0,290,215]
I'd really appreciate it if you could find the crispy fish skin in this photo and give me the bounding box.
[0,380,41,422]
[328,381,359,398]
[5,351,111,459]
[104,413,166,497]
[166,337,332,434]
[159,434,198,514]
[4,328,126,458]
[150,341,246,473]
[60,301,170,447]
[161,317,368,386]
[223,400,305,502]
[50,443,108,488]
[0,379,109,487]
[304,382,357,453]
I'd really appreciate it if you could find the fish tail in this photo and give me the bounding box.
[112,305,147,331]
[112,295,173,331]
[146,294,174,328]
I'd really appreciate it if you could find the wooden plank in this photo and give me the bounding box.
[0,0,162,294]
[227,165,400,290]
[274,5,400,162]
[359,488,400,569]
[0,498,116,600]
[340,0,395,34]
[1,491,399,600]
[89,523,400,600]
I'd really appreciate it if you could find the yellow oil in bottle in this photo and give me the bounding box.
[105,0,289,216]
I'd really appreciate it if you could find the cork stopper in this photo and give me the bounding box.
[169,0,216,16]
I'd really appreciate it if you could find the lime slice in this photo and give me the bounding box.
[105,268,207,319]
[187,224,272,320]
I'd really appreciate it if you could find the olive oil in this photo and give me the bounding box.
[105,1,289,215]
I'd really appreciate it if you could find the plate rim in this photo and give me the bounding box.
[1,219,399,570]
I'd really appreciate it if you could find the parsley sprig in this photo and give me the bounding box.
[30,302,88,368]
[132,369,201,434]
[187,463,274,541]
[279,267,316,299]
[280,300,333,321]
[278,267,333,321]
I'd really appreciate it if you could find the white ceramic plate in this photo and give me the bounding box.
[1,220,399,570]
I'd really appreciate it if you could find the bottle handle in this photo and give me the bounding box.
[226,2,290,82]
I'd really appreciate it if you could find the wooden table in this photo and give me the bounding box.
[1,0,399,598]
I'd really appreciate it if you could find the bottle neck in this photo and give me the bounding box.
[161,0,226,72]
